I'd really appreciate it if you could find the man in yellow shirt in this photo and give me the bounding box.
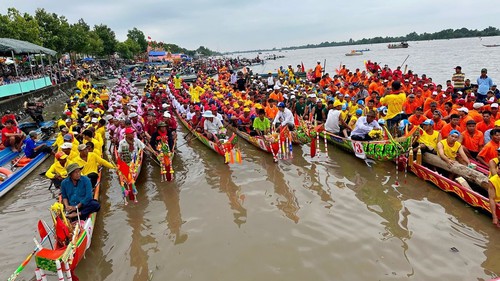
[488,161,500,226]
[380,81,407,128]
[436,130,470,166]
[73,144,115,187]
[414,119,439,154]
[45,151,71,188]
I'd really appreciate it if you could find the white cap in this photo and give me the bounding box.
[432,91,438,95]
[473,102,484,109]
[65,118,72,123]
[457,107,469,113]
[308,94,316,98]
[91,118,99,123]
[492,103,499,108]
[291,95,296,99]
[61,143,73,149]
[129,112,138,118]
[162,103,168,108]
[163,111,171,118]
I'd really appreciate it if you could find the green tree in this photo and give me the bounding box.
[127,27,148,52]
[67,18,90,54]
[85,31,104,56]
[93,24,117,56]
[34,8,70,53]
[0,8,41,45]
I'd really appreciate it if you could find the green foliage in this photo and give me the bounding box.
[0,7,219,58]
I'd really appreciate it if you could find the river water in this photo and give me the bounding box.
[1,37,500,281]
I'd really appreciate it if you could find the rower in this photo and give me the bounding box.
[203,111,224,142]
[350,110,381,141]
[459,120,484,159]
[273,102,295,131]
[325,100,350,137]
[74,144,115,188]
[413,119,438,154]
[436,130,470,167]
[252,109,271,136]
[45,151,70,189]
[477,128,500,166]
[117,127,151,164]
[61,163,100,220]
[310,99,327,124]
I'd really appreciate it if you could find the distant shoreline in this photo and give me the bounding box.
[226,26,500,54]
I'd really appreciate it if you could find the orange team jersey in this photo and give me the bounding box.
[269,92,283,102]
[422,89,432,99]
[433,119,447,131]
[408,114,426,126]
[468,110,483,123]
[402,100,418,115]
[461,130,484,153]
[314,65,322,78]
[413,96,425,108]
[368,82,379,94]
[423,97,438,112]
[476,121,494,133]
[339,87,349,95]
[478,141,500,163]
[458,116,474,132]
[424,109,443,119]
[440,123,459,138]
[265,106,278,119]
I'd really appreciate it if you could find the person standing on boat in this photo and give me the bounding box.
[350,110,381,141]
[437,130,470,167]
[61,163,100,220]
[273,102,295,131]
[477,68,493,103]
[314,61,322,83]
[379,81,406,128]
[451,66,465,93]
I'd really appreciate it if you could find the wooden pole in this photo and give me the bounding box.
[422,153,490,190]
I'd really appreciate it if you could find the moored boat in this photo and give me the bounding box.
[483,44,500,47]
[345,50,363,56]
[388,42,409,49]
[114,146,143,204]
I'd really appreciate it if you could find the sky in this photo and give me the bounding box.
[1,0,499,52]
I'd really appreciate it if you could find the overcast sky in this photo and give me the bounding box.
[1,0,498,52]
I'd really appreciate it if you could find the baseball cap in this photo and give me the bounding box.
[422,119,434,126]
[449,130,461,136]
[55,151,67,160]
[124,127,135,134]
[457,107,469,113]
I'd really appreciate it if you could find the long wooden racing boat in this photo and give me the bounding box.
[316,126,417,161]
[225,122,279,154]
[152,136,177,182]
[175,111,237,163]
[406,152,500,220]
[31,172,102,281]
[114,146,143,204]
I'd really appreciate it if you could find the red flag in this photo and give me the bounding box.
[147,36,151,40]
[55,216,69,242]
[116,156,130,180]
[38,220,48,240]
[294,114,299,126]
[301,61,305,72]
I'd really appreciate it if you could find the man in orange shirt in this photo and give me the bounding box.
[469,103,484,123]
[457,107,474,132]
[477,111,495,133]
[432,110,447,131]
[265,99,279,119]
[408,107,425,127]
[423,91,439,112]
[269,88,284,103]
[460,120,484,159]
[421,84,431,98]
[314,61,323,83]
[368,77,380,94]
[424,102,443,119]
[477,128,500,166]
[439,114,460,140]
[403,94,420,116]
[491,103,500,120]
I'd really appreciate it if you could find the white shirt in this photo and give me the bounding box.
[325,109,341,133]
[350,117,381,137]
[267,76,275,86]
[204,117,223,134]
[273,108,294,126]
[118,138,146,156]
[186,110,195,121]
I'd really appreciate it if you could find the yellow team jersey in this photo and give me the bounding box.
[488,174,500,202]
[418,130,439,150]
[439,139,461,160]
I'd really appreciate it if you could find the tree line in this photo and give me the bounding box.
[281,26,500,50]
[0,8,217,60]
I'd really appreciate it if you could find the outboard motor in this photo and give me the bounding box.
[24,101,45,126]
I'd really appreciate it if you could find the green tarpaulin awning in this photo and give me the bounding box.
[0,38,57,56]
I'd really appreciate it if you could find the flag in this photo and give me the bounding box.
[116,156,131,183]
[38,220,48,239]
[55,216,69,242]
[301,62,305,72]
[310,136,316,158]
[147,36,151,40]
